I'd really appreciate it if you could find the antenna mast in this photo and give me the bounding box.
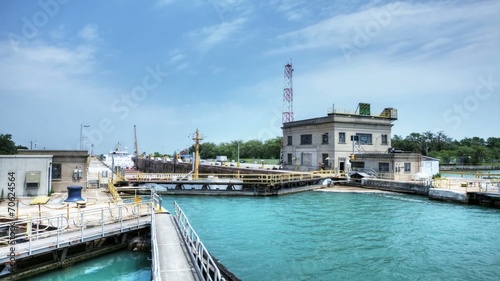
[282,60,294,124]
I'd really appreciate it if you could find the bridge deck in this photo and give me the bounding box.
[154,213,199,281]
[0,215,151,264]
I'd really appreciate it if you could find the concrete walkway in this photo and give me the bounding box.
[154,213,199,281]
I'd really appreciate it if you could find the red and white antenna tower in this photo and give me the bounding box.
[282,61,294,124]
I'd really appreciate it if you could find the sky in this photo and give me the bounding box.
[0,0,499,155]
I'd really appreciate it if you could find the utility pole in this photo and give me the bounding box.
[191,129,204,180]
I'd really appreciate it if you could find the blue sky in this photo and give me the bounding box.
[0,0,499,155]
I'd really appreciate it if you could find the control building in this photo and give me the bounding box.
[282,103,398,172]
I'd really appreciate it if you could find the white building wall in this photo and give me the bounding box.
[0,155,52,197]
[421,160,439,177]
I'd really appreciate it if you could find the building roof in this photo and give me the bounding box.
[0,155,53,159]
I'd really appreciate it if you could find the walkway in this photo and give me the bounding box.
[153,213,199,281]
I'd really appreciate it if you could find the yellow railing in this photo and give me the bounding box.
[108,180,120,202]
[433,178,450,189]
[125,172,322,186]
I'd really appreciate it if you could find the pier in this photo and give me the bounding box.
[0,187,235,280]
[121,170,336,196]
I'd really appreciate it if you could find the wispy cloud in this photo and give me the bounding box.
[155,0,176,8]
[274,0,311,21]
[269,1,500,62]
[78,24,99,41]
[190,17,247,52]
[0,40,98,99]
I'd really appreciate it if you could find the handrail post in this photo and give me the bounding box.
[80,211,84,242]
[27,216,32,255]
[56,215,61,248]
[119,205,123,232]
[101,207,105,237]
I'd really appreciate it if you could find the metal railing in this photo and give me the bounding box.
[108,180,121,202]
[174,202,225,281]
[0,201,153,263]
[433,178,500,193]
[151,208,161,281]
[128,172,321,186]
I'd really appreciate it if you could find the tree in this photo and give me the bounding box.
[0,134,17,154]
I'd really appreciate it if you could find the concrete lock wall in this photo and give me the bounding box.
[0,155,52,197]
[361,178,430,195]
[428,188,468,203]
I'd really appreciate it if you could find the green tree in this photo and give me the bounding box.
[262,137,282,159]
[0,134,18,154]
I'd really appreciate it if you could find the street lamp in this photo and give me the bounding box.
[80,124,90,150]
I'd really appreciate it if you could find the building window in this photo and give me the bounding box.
[356,133,372,145]
[287,153,292,164]
[52,164,61,179]
[379,162,389,172]
[322,133,329,144]
[300,134,312,145]
[404,163,411,172]
[287,136,292,146]
[338,132,346,143]
[381,134,388,145]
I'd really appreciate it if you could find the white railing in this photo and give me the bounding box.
[174,202,225,281]
[0,201,153,263]
[150,190,162,281]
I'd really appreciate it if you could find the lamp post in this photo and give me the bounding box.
[237,141,240,168]
[80,124,90,150]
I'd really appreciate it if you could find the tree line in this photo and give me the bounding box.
[392,131,500,165]
[181,137,282,161]
[2,132,499,165]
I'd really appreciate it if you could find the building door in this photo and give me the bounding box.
[322,154,329,168]
[339,160,345,172]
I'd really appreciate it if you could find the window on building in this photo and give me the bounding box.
[381,134,388,145]
[404,163,411,172]
[322,133,329,144]
[287,153,292,164]
[356,133,372,145]
[52,164,61,179]
[300,134,312,145]
[287,136,292,146]
[339,132,346,143]
[379,162,389,172]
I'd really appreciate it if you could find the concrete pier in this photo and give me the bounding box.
[153,213,198,280]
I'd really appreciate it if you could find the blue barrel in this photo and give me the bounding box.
[64,186,85,202]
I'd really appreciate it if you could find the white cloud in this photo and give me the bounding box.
[269,1,500,62]
[49,24,67,40]
[191,17,247,52]
[155,0,176,7]
[78,24,99,41]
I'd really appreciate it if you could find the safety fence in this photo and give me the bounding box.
[126,172,323,186]
[174,201,225,281]
[433,177,500,193]
[0,200,153,264]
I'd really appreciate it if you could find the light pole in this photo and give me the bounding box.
[237,141,240,167]
[80,124,89,150]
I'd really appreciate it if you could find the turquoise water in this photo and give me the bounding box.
[30,191,500,280]
[28,250,150,281]
[163,192,500,281]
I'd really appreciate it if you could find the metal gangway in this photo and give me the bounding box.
[151,195,227,281]
[0,200,154,266]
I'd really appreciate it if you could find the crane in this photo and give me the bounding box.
[134,125,139,158]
